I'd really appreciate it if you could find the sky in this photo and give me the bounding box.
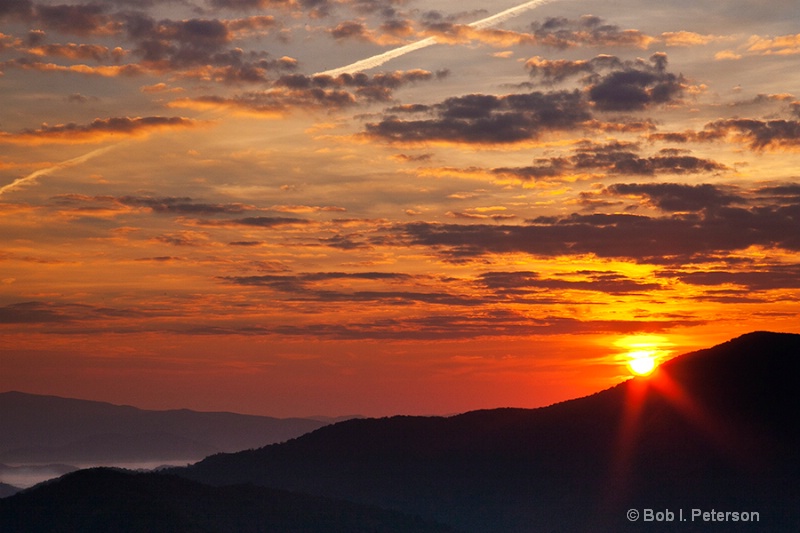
[1,0,799,418]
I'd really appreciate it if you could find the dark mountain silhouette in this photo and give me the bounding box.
[0,467,458,533]
[174,331,800,532]
[0,392,328,465]
[0,483,19,499]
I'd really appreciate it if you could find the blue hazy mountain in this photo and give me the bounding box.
[0,392,328,464]
[0,483,19,499]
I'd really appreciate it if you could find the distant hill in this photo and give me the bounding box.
[0,392,327,465]
[0,464,77,494]
[0,468,458,533]
[176,332,800,532]
[0,483,19,499]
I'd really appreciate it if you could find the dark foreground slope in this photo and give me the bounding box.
[0,392,327,464]
[0,468,457,533]
[178,332,800,532]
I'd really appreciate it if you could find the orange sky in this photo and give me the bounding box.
[1,0,799,416]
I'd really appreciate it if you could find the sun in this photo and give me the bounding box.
[613,335,671,377]
[627,350,657,376]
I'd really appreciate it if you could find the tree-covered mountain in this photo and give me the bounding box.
[0,468,457,533]
[175,332,800,532]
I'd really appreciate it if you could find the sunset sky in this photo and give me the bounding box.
[1,0,799,417]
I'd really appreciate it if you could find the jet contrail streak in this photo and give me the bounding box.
[0,144,117,198]
[315,0,558,77]
[467,0,558,30]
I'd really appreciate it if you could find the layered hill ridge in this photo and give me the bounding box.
[1,332,798,532]
[0,392,328,464]
[0,468,457,533]
[175,331,800,532]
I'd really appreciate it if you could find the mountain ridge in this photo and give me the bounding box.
[2,332,798,531]
[174,331,800,532]
[0,467,459,533]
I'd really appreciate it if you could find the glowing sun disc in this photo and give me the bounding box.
[628,352,656,376]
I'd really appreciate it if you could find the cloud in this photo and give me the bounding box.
[745,33,800,56]
[712,33,800,61]
[119,13,286,78]
[756,183,800,201]
[570,142,726,176]
[528,15,655,49]
[206,0,337,18]
[446,210,516,221]
[140,82,184,93]
[706,118,800,150]
[658,31,719,47]
[419,23,536,48]
[1,7,291,83]
[0,32,23,52]
[378,18,415,38]
[0,0,34,19]
[267,314,702,340]
[223,271,410,288]
[155,230,210,247]
[364,90,590,145]
[583,151,724,176]
[328,20,406,45]
[714,50,742,61]
[602,183,743,212]
[32,3,116,36]
[437,142,727,184]
[1,281,696,340]
[587,53,685,111]
[269,204,347,213]
[318,12,661,77]
[394,194,800,263]
[525,54,622,83]
[345,0,406,16]
[479,270,662,295]
[0,57,146,77]
[219,271,486,306]
[658,265,800,291]
[173,69,444,115]
[0,116,198,144]
[207,0,294,10]
[52,195,253,215]
[728,92,796,109]
[194,216,311,227]
[329,19,371,40]
[652,118,800,150]
[206,0,352,15]
[0,301,140,325]
[0,302,73,324]
[365,53,687,145]
[26,43,122,61]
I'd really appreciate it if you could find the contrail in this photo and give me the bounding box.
[0,144,117,198]
[316,0,559,76]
